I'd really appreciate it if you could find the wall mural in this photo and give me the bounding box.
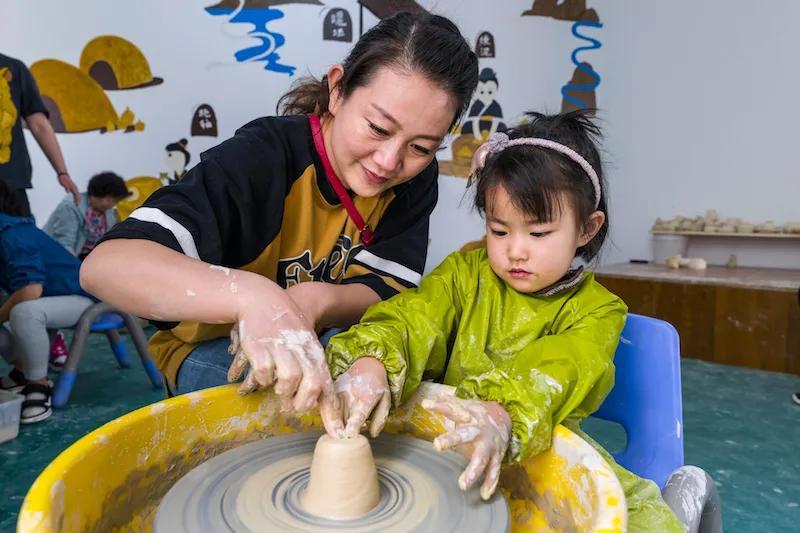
[437,1,604,179]
[28,35,157,134]
[191,104,218,137]
[116,138,193,220]
[205,0,323,76]
[521,0,603,113]
[440,67,508,178]
[323,8,353,42]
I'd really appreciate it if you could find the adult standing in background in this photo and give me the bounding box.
[0,53,80,216]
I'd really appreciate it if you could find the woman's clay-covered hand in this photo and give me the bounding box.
[227,282,344,438]
[333,357,391,438]
[422,395,511,500]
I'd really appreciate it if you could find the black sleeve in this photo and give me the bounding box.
[341,160,439,300]
[100,118,294,268]
[18,61,48,118]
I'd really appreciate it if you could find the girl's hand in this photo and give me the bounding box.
[227,282,344,438]
[333,357,391,438]
[422,395,511,500]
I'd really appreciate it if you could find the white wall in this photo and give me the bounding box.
[3,0,583,274]
[593,0,800,268]
[6,1,796,271]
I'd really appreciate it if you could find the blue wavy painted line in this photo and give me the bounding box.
[561,21,603,109]
[206,6,295,76]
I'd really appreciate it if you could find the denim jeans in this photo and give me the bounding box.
[173,328,343,395]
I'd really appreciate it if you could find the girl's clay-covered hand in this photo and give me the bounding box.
[422,395,511,501]
[333,357,391,438]
[227,287,344,438]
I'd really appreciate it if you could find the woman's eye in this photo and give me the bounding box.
[411,144,432,156]
[369,122,389,136]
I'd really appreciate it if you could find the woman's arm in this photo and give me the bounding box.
[81,239,344,436]
[81,239,267,324]
[286,281,380,332]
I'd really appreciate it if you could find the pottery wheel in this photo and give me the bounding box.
[154,432,509,532]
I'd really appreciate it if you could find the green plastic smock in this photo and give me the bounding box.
[326,248,684,532]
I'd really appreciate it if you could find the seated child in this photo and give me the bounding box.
[325,111,684,531]
[44,171,130,260]
[43,171,129,368]
[0,181,94,423]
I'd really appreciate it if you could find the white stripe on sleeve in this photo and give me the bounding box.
[353,249,422,286]
[129,207,200,260]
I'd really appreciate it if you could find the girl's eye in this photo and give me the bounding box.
[530,232,550,238]
[491,229,507,236]
[369,122,389,136]
[411,144,432,156]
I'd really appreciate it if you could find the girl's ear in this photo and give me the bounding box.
[326,64,345,117]
[578,210,605,247]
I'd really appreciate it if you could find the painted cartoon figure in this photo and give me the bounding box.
[461,67,506,140]
[164,138,190,185]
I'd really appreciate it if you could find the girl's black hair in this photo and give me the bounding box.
[472,109,609,261]
[0,180,28,217]
[278,12,479,130]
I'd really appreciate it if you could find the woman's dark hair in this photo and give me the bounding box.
[88,171,130,199]
[0,181,28,217]
[472,109,609,261]
[278,12,478,129]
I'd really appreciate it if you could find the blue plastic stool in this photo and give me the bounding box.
[592,313,684,489]
[52,302,162,407]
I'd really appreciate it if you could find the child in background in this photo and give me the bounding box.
[44,171,130,260]
[0,181,94,423]
[42,171,129,368]
[325,111,683,531]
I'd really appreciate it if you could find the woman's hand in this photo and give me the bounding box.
[333,357,391,438]
[422,395,511,500]
[227,280,344,438]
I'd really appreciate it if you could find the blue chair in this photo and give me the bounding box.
[52,302,162,407]
[592,313,684,489]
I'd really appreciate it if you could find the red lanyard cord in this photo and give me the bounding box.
[308,114,374,247]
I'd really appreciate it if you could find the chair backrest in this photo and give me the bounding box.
[593,313,684,489]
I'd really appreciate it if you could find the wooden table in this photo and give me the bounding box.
[594,263,800,375]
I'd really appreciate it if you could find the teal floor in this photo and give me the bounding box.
[1,332,799,532]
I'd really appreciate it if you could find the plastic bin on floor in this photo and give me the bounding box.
[0,390,24,444]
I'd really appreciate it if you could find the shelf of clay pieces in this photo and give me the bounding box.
[651,231,800,239]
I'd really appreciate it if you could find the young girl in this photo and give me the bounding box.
[0,181,95,423]
[80,12,478,436]
[325,111,684,531]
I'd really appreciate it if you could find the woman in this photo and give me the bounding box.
[81,12,479,436]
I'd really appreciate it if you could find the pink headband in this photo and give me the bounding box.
[470,132,601,209]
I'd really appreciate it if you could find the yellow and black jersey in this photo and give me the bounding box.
[100,114,438,385]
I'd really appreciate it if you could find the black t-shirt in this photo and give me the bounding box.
[0,54,49,189]
[100,115,439,385]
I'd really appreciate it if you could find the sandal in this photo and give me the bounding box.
[0,368,28,393]
[20,382,53,424]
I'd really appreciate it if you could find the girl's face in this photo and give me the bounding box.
[485,185,604,294]
[324,65,456,197]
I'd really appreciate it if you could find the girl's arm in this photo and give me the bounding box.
[457,296,627,462]
[325,252,468,407]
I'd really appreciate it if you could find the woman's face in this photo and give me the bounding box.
[324,65,456,197]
